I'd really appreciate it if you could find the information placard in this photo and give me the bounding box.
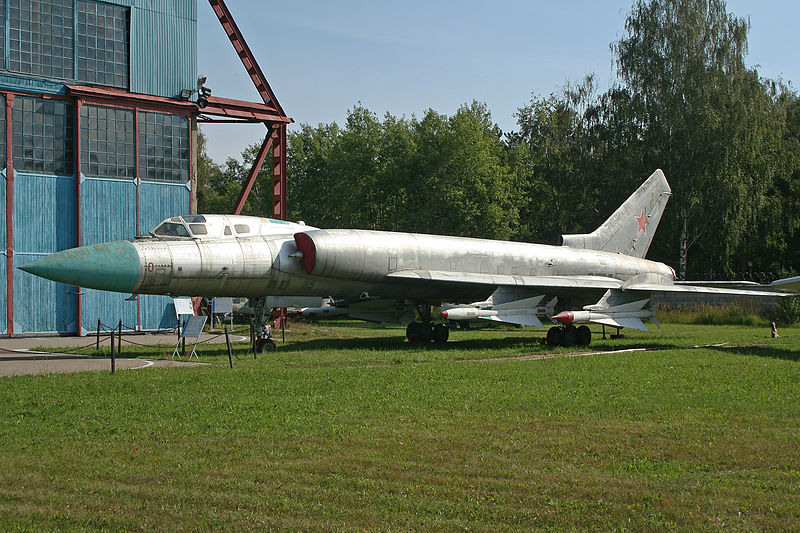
[173,297,194,317]
[172,315,207,360]
[212,297,233,314]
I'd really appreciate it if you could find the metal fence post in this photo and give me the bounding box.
[110,329,116,374]
[225,326,233,368]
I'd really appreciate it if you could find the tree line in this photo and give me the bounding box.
[198,0,800,281]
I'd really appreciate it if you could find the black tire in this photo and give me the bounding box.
[255,338,276,353]
[406,322,423,343]
[433,324,450,343]
[546,326,562,346]
[576,325,591,346]
[562,325,577,347]
[419,324,434,343]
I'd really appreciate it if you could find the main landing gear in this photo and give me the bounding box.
[406,322,450,344]
[406,303,449,344]
[546,324,591,347]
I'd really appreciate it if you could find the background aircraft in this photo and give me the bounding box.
[20,170,787,347]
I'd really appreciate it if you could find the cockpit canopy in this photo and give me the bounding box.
[149,215,313,240]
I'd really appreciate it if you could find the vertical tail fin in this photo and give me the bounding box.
[560,169,671,258]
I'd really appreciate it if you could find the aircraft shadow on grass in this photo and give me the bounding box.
[709,344,800,363]
[274,334,682,355]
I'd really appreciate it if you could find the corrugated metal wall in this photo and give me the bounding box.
[1,1,199,335]
[138,181,190,331]
[129,0,198,99]
[13,173,78,334]
[79,177,138,334]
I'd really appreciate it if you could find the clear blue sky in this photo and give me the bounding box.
[197,0,800,163]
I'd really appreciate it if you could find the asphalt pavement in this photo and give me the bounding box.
[0,330,246,377]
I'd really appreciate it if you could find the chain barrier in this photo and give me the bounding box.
[48,340,106,354]
[118,337,162,348]
[98,321,176,335]
[194,333,226,345]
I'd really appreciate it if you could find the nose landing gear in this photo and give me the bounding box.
[250,296,279,353]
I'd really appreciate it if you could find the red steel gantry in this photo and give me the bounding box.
[203,0,291,219]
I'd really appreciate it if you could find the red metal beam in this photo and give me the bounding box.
[232,130,274,215]
[206,0,287,116]
[198,107,290,123]
[66,85,196,115]
[5,93,14,336]
[272,125,287,220]
[203,95,283,115]
[205,0,290,220]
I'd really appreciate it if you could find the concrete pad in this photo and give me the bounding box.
[0,331,237,377]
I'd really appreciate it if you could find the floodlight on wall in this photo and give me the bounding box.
[179,89,192,101]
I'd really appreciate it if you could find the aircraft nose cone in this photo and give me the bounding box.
[18,241,142,293]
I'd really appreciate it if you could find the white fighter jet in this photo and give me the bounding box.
[20,170,786,347]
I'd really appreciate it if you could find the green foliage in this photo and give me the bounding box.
[286,102,517,239]
[655,301,770,327]
[609,0,790,277]
[197,0,800,279]
[775,296,800,326]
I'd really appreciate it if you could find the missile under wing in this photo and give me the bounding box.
[19,170,788,346]
[772,276,800,292]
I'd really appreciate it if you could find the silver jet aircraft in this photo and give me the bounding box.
[20,170,784,347]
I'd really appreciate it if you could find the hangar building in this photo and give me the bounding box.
[0,0,289,335]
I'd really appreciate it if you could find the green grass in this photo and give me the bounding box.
[3,321,800,531]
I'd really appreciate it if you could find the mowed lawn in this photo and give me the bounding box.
[0,322,798,531]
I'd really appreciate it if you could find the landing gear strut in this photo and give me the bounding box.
[250,297,277,353]
[406,303,449,344]
[546,324,592,347]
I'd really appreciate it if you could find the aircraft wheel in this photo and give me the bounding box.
[255,338,276,353]
[407,322,432,343]
[433,324,450,343]
[576,325,591,346]
[546,326,562,346]
[406,322,422,343]
[419,323,434,343]
[562,325,577,347]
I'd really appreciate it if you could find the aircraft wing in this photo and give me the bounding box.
[386,270,624,290]
[386,270,786,298]
[624,282,786,297]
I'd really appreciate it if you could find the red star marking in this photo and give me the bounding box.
[635,209,649,234]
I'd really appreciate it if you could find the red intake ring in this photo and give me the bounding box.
[293,233,317,274]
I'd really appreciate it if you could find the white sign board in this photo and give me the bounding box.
[181,315,207,339]
[173,315,207,360]
[212,297,233,314]
[173,298,194,317]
